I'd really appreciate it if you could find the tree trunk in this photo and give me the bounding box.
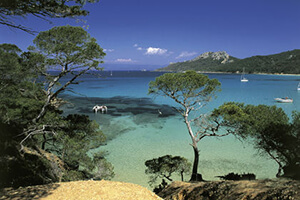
[183,109,203,182]
[190,145,202,181]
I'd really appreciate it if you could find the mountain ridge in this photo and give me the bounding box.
[157,49,300,74]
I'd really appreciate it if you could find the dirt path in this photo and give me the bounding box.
[0,180,162,200]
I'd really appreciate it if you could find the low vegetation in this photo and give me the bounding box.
[145,155,191,193]
[0,26,114,188]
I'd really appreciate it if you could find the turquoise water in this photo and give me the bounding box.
[60,71,300,187]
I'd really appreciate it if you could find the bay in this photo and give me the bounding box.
[60,71,300,187]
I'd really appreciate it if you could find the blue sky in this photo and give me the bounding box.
[1,0,300,70]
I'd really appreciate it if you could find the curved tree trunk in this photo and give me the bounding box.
[184,112,203,182]
[190,145,202,181]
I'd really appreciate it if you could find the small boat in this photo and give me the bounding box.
[241,77,249,82]
[274,97,293,103]
[240,68,248,82]
[297,82,300,91]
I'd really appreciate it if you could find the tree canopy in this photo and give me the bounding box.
[149,71,225,181]
[30,25,105,123]
[0,26,112,188]
[213,102,300,179]
[0,0,99,34]
[145,155,191,192]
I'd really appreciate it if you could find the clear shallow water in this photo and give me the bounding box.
[60,71,300,187]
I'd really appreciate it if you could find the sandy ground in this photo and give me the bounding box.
[0,180,162,200]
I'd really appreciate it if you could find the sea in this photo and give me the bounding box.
[59,71,300,188]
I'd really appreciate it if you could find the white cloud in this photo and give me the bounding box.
[115,58,135,63]
[145,47,168,55]
[103,49,114,52]
[175,51,198,59]
[134,44,144,51]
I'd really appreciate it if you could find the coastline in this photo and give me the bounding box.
[153,70,300,76]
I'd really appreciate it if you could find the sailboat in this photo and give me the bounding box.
[297,82,300,91]
[240,68,249,82]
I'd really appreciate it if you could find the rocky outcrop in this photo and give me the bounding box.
[0,143,64,188]
[158,179,300,200]
[191,51,233,64]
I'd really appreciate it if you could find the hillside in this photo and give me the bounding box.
[158,179,300,200]
[157,50,300,74]
[160,51,239,72]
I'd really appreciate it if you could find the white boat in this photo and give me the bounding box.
[241,77,249,82]
[240,68,248,82]
[297,82,300,91]
[274,97,293,103]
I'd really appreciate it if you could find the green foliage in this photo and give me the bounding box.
[212,102,289,137]
[213,102,300,179]
[145,155,191,187]
[29,25,105,123]
[53,114,106,169]
[149,71,221,181]
[0,41,112,188]
[32,25,105,71]
[0,0,99,33]
[149,70,221,104]
[159,50,300,74]
[0,44,46,127]
[33,113,114,182]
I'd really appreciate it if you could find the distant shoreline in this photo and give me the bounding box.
[153,70,300,76]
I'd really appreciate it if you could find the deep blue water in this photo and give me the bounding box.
[59,71,300,187]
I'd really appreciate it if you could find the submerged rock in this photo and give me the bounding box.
[158,179,300,200]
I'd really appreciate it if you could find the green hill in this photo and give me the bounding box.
[157,50,300,74]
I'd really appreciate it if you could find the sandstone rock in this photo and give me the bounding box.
[0,180,163,200]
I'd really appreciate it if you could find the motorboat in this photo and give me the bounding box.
[274,97,293,103]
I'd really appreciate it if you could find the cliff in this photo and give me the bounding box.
[158,179,300,200]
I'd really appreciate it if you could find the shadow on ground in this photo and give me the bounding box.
[0,183,60,200]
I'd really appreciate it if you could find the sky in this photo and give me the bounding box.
[1,0,300,70]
